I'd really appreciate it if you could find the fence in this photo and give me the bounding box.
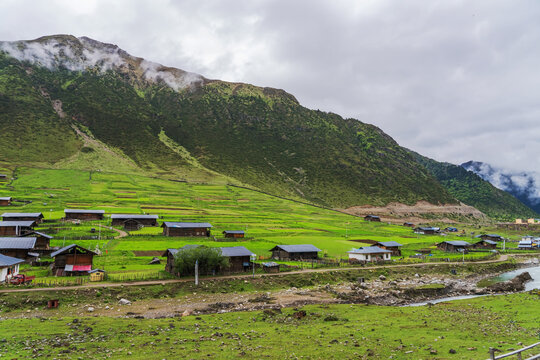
[30,276,89,287]
[488,342,540,360]
[105,271,173,282]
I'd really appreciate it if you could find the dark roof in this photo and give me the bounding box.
[111,214,158,220]
[163,244,202,257]
[348,246,392,254]
[88,269,106,273]
[364,215,380,218]
[270,244,322,253]
[223,230,245,234]
[162,222,213,228]
[50,244,96,257]
[476,239,497,245]
[485,234,502,238]
[0,253,24,267]
[219,246,255,257]
[0,237,36,249]
[1,212,43,218]
[440,240,470,247]
[377,241,403,247]
[65,209,105,214]
[0,221,36,227]
[22,231,53,239]
[415,227,440,231]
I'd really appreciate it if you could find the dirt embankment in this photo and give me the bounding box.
[340,201,487,224]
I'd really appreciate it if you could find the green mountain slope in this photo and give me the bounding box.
[411,151,537,220]
[1,35,457,208]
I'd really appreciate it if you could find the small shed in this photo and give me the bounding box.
[0,197,12,206]
[50,244,96,276]
[262,262,280,273]
[162,222,212,237]
[403,222,415,227]
[64,209,105,221]
[223,230,245,238]
[472,239,497,250]
[0,254,24,282]
[348,246,392,262]
[364,215,381,222]
[1,212,44,224]
[270,244,321,260]
[0,221,36,236]
[478,234,503,241]
[437,240,470,252]
[21,231,52,250]
[414,227,440,235]
[376,241,403,256]
[0,237,37,259]
[111,214,158,230]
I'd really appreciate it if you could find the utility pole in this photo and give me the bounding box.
[195,259,199,286]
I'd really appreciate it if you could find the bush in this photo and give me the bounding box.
[173,246,229,276]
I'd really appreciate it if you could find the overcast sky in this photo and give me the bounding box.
[1,0,539,173]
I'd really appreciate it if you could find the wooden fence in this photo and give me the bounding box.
[488,342,540,360]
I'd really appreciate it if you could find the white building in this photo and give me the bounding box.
[348,246,392,262]
[0,253,24,282]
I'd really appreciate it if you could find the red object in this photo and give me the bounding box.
[72,265,92,271]
[9,274,35,285]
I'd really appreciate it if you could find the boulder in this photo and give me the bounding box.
[118,298,132,306]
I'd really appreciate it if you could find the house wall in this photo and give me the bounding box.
[65,213,104,221]
[0,249,30,259]
[271,249,318,260]
[226,256,251,273]
[0,227,18,236]
[35,236,50,249]
[0,264,19,282]
[0,199,10,206]
[348,253,390,262]
[224,233,244,238]
[164,227,210,237]
[379,246,401,256]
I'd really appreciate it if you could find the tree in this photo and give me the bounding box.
[173,246,229,276]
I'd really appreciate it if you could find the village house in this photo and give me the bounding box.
[0,237,37,260]
[375,241,403,256]
[0,253,24,282]
[64,209,105,221]
[477,234,503,241]
[472,239,497,250]
[161,222,212,237]
[437,240,470,253]
[364,215,381,222]
[269,244,321,260]
[403,222,415,227]
[21,231,52,250]
[0,221,36,236]
[50,244,96,276]
[1,212,44,224]
[515,218,523,224]
[111,214,158,230]
[348,246,392,262]
[0,174,7,181]
[414,227,440,235]
[517,239,536,250]
[0,197,12,206]
[223,230,245,238]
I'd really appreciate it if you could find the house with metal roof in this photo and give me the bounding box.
[477,234,503,241]
[0,197,12,206]
[0,221,36,236]
[437,240,470,252]
[1,212,44,223]
[0,253,24,282]
[472,239,497,250]
[0,237,37,259]
[375,241,403,256]
[51,244,96,276]
[223,230,245,238]
[161,222,212,237]
[21,231,52,250]
[64,209,105,221]
[348,246,392,262]
[269,244,321,260]
[414,227,440,235]
[364,215,381,222]
[111,214,159,230]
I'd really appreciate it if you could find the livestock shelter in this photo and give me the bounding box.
[64,209,105,221]
[163,245,254,274]
[414,227,440,235]
[0,197,12,206]
[0,221,36,236]
[161,222,212,237]
[376,241,403,256]
[111,214,158,230]
[437,240,470,253]
[478,234,503,241]
[1,212,44,224]
[262,262,280,273]
[223,230,245,238]
[0,237,37,260]
[51,244,96,276]
[0,254,24,283]
[21,231,52,250]
[364,215,381,222]
[348,246,392,262]
[270,244,321,260]
[472,239,497,250]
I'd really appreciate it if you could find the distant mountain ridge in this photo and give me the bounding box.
[461,161,540,214]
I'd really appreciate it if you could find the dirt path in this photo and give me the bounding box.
[0,254,510,294]
[98,224,128,239]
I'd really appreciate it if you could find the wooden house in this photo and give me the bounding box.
[0,237,37,260]
[1,212,44,224]
[0,254,24,283]
[0,174,7,181]
[0,197,12,206]
[403,222,415,227]
[111,214,158,230]
[472,239,497,250]
[64,209,105,221]
[414,227,440,235]
[437,240,470,253]
[477,234,503,242]
[162,244,201,274]
[270,244,321,260]
[376,241,403,256]
[223,230,245,238]
[21,231,52,250]
[348,246,392,262]
[50,244,96,276]
[364,215,381,222]
[161,222,212,237]
[0,221,36,236]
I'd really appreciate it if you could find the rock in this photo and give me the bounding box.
[148,257,160,265]
[415,273,420,278]
[118,298,132,306]
[486,272,532,293]
[449,349,456,354]
[430,349,437,355]
[379,275,386,281]
[86,307,95,312]
[293,310,307,319]
[182,309,192,317]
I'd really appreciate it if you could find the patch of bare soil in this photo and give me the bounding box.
[340,201,487,223]
[133,251,164,257]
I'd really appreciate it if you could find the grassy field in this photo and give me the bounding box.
[0,291,538,359]
[0,167,537,281]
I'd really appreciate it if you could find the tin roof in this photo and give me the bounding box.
[440,240,470,247]
[348,246,392,254]
[23,231,53,239]
[270,244,321,253]
[223,230,245,234]
[377,241,403,247]
[0,197,12,201]
[65,209,105,214]
[0,253,24,267]
[477,239,497,245]
[219,246,255,257]
[1,212,43,218]
[0,237,36,249]
[111,214,158,219]
[0,221,36,227]
[51,244,96,257]
[162,222,213,228]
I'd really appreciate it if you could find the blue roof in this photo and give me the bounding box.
[270,244,321,253]
[162,222,213,228]
[377,241,403,247]
[65,209,105,214]
[440,240,470,247]
[0,253,24,267]
[348,246,392,254]
[223,230,245,234]
[0,237,36,249]
[111,214,158,219]
[1,212,43,218]
[0,221,36,227]
[220,246,255,257]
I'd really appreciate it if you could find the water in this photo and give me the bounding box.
[406,264,540,307]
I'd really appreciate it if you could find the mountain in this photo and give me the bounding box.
[462,161,540,214]
[412,153,538,220]
[0,35,463,210]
